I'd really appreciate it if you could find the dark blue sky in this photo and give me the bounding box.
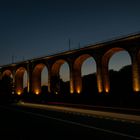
[0,0,140,66]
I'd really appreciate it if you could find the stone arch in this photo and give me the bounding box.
[15,67,28,95]
[32,63,48,95]
[2,70,13,78]
[102,48,132,93]
[73,54,96,94]
[51,59,70,94]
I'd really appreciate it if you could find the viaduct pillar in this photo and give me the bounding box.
[47,67,51,93]
[27,61,32,93]
[96,57,104,93]
[70,62,82,94]
[131,49,140,92]
[102,57,110,93]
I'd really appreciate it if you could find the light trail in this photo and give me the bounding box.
[10,102,140,140]
[18,101,140,123]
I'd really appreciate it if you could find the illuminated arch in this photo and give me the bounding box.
[102,48,132,93]
[59,62,70,95]
[52,60,68,76]
[32,63,48,95]
[82,57,97,95]
[73,54,96,94]
[15,67,28,95]
[2,70,13,78]
[51,59,70,94]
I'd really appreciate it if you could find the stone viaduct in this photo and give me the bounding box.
[1,33,140,96]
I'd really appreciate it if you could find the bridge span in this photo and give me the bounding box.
[1,33,140,96]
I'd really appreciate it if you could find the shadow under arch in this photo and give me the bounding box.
[32,63,48,95]
[102,47,132,93]
[73,54,96,94]
[15,67,28,95]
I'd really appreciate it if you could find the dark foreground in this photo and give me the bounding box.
[0,104,139,140]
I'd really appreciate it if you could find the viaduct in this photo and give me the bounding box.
[0,33,140,96]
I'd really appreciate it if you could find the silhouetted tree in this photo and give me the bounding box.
[82,73,98,96]
[0,75,13,102]
[51,75,63,94]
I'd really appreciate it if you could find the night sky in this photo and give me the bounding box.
[0,0,140,71]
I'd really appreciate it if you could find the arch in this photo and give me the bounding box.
[15,67,28,95]
[73,54,96,94]
[41,66,48,86]
[109,51,131,71]
[52,60,66,76]
[81,57,96,76]
[59,62,70,95]
[109,51,132,95]
[81,57,97,95]
[51,59,70,94]
[60,62,70,82]
[102,48,132,93]
[32,63,48,95]
[2,70,13,78]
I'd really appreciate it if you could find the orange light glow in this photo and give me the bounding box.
[98,86,103,93]
[98,89,102,93]
[17,90,22,95]
[134,86,140,92]
[77,87,81,94]
[97,79,103,93]
[35,89,40,95]
[70,88,74,94]
[133,75,140,92]
[105,87,109,93]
